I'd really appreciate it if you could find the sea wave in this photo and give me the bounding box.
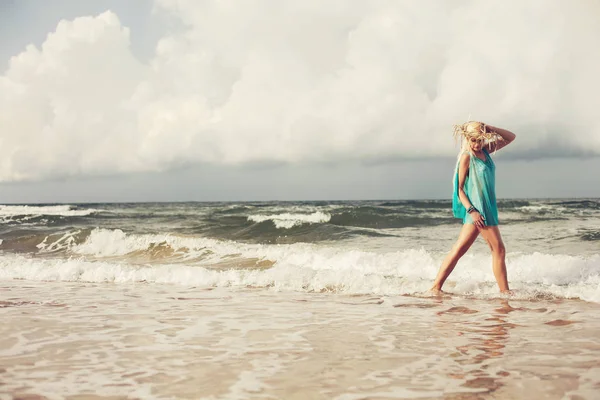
[517,205,567,213]
[0,205,99,222]
[1,229,599,302]
[247,212,331,229]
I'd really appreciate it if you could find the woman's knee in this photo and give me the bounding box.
[493,242,506,256]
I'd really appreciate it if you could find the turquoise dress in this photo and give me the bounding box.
[452,148,499,226]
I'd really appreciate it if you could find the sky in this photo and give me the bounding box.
[1,0,599,202]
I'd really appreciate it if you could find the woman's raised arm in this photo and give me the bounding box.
[484,124,516,153]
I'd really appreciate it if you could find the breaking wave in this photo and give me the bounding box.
[0,205,100,224]
[247,212,331,229]
[1,228,598,303]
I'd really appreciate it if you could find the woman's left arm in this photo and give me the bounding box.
[484,124,516,153]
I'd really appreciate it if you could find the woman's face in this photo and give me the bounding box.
[468,136,485,151]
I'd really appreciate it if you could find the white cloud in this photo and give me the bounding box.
[1,0,600,182]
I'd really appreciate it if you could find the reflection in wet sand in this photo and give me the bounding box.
[436,299,515,396]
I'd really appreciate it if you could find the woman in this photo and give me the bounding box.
[430,121,516,293]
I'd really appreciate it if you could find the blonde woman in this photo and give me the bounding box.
[431,122,516,293]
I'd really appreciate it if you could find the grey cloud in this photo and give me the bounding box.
[1,0,599,184]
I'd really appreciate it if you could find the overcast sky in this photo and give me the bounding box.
[1,0,599,202]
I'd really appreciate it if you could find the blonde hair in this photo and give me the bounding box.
[453,121,503,155]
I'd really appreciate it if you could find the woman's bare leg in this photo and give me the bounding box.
[478,225,510,292]
[430,223,480,292]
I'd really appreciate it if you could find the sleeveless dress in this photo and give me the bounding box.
[452,148,499,226]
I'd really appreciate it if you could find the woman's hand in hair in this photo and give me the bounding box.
[483,124,516,153]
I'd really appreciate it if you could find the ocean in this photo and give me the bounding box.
[1,199,599,399]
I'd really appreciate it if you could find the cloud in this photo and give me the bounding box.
[1,0,600,182]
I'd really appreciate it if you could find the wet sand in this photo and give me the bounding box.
[1,280,599,400]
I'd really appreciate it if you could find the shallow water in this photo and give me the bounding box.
[2,281,599,399]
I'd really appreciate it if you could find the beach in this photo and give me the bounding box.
[1,199,599,399]
[2,280,600,399]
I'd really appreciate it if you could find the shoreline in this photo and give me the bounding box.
[2,279,599,399]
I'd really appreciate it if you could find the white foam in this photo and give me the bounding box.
[247,211,331,229]
[37,230,82,253]
[517,205,566,213]
[1,230,599,302]
[0,205,99,220]
[71,228,227,259]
